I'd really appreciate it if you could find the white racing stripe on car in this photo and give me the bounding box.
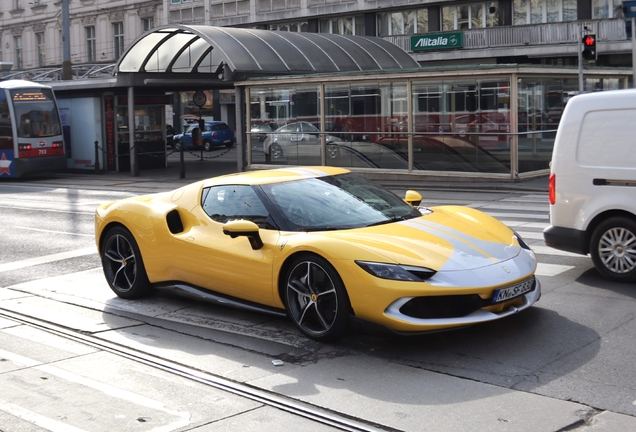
[402,218,521,267]
[0,247,96,273]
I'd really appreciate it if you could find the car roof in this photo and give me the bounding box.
[201,166,350,187]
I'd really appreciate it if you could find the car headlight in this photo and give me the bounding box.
[356,261,436,281]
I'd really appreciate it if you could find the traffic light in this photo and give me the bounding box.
[582,34,597,61]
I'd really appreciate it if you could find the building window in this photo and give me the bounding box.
[86,26,96,62]
[268,21,308,32]
[442,2,499,30]
[14,36,22,70]
[36,32,45,67]
[592,0,618,18]
[113,22,125,59]
[142,17,154,31]
[378,9,428,36]
[13,0,21,10]
[320,16,365,35]
[513,0,577,24]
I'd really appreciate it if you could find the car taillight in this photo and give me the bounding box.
[549,173,556,205]
[212,132,217,138]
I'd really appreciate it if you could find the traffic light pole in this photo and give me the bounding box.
[578,24,583,93]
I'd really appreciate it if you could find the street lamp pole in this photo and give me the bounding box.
[62,0,71,80]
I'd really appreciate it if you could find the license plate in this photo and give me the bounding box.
[224,140,231,143]
[493,278,534,303]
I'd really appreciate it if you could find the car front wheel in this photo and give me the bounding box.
[284,254,351,341]
[101,226,151,299]
[174,141,182,151]
[270,143,283,159]
[590,216,636,282]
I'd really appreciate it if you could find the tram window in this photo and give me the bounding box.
[292,91,318,117]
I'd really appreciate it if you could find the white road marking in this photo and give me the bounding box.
[0,397,88,432]
[502,221,549,229]
[531,245,585,258]
[487,211,549,220]
[514,231,544,240]
[535,263,576,277]
[0,205,93,215]
[0,247,97,273]
[15,226,93,237]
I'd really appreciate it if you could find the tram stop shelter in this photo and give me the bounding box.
[108,24,631,181]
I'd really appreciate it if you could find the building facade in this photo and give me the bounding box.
[0,0,632,73]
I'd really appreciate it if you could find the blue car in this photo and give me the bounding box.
[173,121,235,151]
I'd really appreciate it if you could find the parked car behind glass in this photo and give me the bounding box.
[173,121,235,151]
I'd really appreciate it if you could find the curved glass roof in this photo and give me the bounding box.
[116,25,420,81]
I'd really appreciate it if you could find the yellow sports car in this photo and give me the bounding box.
[95,166,540,341]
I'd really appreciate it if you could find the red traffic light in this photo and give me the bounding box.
[583,35,596,46]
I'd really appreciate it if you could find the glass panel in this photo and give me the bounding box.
[547,0,560,22]
[458,5,470,29]
[471,4,484,28]
[197,47,226,73]
[331,18,341,35]
[487,2,499,27]
[172,38,208,73]
[592,0,611,19]
[377,13,389,37]
[119,33,169,72]
[513,0,528,25]
[404,11,416,35]
[530,0,543,23]
[355,15,365,35]
[249,86,321,166]
[416,9,429,33]
[442,6,456,31]
[343,17,354,35]
[563,0,577,21]
[145,33,197,72]
[391,12,403,35]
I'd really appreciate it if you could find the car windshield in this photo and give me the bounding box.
[260,173,421,231]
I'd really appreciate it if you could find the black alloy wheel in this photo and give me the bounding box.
[101,226,151,299]
[284,254,351,341]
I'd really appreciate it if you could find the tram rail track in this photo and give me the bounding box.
[0,307,396,432]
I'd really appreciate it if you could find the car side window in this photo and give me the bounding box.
[201,185,270,228]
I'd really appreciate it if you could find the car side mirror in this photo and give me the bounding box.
[222,220,263,250]
[404,190,422,207]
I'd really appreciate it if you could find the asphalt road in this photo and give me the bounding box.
[0,169,635,431]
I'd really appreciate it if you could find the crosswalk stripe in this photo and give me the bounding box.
[0,247,97,273]
[535,263,576,277]
[514,231,544,240]
[531,245,585,257]
[487,212,549,220]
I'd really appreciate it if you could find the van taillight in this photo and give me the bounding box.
[549,173,556,205]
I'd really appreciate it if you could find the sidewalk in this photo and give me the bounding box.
[20,152,550,194]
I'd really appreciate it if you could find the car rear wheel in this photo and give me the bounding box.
[203,139,212,152]
[590,216,636,282]
[270,143,283,159]
[284,254,351,341]
[225,142,234,148]
[174,141,182,151]
[101,226,151,299]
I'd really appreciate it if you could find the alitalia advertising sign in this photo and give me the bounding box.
[411,32,463,51]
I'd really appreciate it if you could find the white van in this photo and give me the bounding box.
[543,89,636,282]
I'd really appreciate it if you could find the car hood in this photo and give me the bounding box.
[321,207,526,272]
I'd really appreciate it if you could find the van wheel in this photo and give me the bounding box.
[590,217,636,282]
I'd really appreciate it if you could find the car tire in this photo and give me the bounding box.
[270,143,283,159]
[174,141,182,151]
[225,142,234,149]
[203,139,212,152]
[283,254,351,341]
[590,216,636,282]
[101,226,152,299]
